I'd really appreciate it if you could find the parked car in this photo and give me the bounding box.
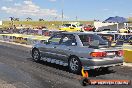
[119,28,129,33]
[31,32,123,74]
[83,24,96,31]
[128,26,132,33]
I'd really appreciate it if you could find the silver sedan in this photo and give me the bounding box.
[31,32,123,74]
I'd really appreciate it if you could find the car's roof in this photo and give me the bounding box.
[61,32,96,35]
[56,31,120,36]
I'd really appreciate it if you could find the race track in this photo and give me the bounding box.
[0,42,132,88]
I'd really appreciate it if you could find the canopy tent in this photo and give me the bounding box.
[103,16,128,31]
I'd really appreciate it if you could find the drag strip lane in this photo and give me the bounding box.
[0,41,132,88]
[0,42,82,88]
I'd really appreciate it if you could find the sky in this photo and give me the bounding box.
[0,0,132,21]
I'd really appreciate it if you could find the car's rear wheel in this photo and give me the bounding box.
[68,56,82,74]
[32,49,41,62]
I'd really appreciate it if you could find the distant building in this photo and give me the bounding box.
[128,17,132,22]
[94,21,124,31]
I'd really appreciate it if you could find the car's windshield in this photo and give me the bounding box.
[79,34,107,46]
[79,24,83,26]
[62,24,71,27]
[84,24,92,27]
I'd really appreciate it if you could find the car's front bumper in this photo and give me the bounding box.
[79,57,123,70]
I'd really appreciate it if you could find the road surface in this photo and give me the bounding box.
[0,41,132,88]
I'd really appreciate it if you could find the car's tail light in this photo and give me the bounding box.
[117,50,124,56]
[90,52,107,57]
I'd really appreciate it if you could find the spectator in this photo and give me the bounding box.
[107,36,112,47]
[38,28,42,35]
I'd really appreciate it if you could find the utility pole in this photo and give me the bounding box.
[76,16,78,21]
[62,9,64,25]
[61,0,64,25]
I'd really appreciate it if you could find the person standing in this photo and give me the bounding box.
[38,27,42,35]
[107,36,112,47]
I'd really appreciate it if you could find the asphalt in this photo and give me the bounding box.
[0,41,132,88]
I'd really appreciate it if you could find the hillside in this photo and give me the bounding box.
[0,21,93,30]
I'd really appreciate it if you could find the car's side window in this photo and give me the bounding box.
[79,34,107,46]
[60,34,77,46]
[79,35,91,46]
[72,25,76,27]
[48,34,62,45]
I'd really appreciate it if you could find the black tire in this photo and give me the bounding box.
[101,67,109,72]
[32,49,41,62]
[68,56,82,74]
[80,78,91,86]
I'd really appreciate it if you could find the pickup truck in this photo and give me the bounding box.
[59,23,83,32]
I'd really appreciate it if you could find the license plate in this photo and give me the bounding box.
[107,52,115,56]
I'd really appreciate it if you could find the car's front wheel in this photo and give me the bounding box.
[68,56,82,74]
[32,49,41,62]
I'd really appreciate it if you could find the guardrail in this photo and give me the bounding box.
[0,33,50,45]
[97,33,132,44]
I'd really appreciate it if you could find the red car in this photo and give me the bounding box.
[83,25,96,31]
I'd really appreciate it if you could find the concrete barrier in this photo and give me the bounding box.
[123,45,132,63]
[124,50,132,63]
[12,34,47,45]
[0,33,50,45]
